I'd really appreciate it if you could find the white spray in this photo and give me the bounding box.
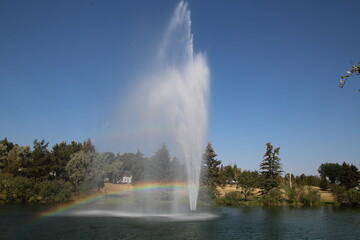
[121,1,209,211]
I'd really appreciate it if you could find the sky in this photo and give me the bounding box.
[1,0,359,175]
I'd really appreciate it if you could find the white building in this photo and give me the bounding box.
[117,173,132,184]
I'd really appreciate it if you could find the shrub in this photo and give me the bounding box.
[260,188,283,206]
[285,187,298,204]
[298,186,320,206]
[331,184,348,205]
[198,187,214,203]
[0,174,33,203]
[215,191,243,206]
[0,173,72,203]
[76,181,96,195]
[331,185,360,206]
[35,180,72,203]
[347,189,360,206]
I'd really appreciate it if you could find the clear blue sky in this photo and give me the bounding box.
[1,0,359,175]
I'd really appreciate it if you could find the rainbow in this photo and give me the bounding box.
[38,181,194,218]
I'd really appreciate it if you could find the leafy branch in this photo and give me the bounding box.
[339,62,360,91]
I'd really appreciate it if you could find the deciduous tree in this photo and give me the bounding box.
[66,150,105,192]
[340,162,359,189]
[318,163,342,185]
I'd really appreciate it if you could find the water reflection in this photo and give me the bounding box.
[1,206,360,240]
[262,207,284,240]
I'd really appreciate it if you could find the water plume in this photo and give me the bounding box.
[118,1,209,211]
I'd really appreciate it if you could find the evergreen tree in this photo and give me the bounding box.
[83,138,96,153]
[0,138,15,152]
[232,164,241,182]
[51,141,83,181]
[218,164,227,186]
[170,157,185,182]
[260,142,282,194]
[294,174,321,187]
[151,144,171,182]
[30,140,52,181]
[0,143,7,171]
[0,138,16,173]
[201,142,221,198]
[223,165,235,184]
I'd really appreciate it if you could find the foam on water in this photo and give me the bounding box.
[69,210,218,222]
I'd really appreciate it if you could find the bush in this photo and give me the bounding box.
[331,185,360,206]
[0,174,34,203]
[215,191,243,206]
[198,187,215,203]
[76,181,96,195]
[35,180,72,203]
[298,186,320,206]
[260,188,283,206]
[347,189,360,206]
[331,184,348,205]
[0,173,72,203]
[285,187,298,204]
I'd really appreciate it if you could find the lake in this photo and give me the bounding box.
[0,205,359,239]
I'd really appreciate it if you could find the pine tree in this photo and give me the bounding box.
[30,140,52,181]
[83,138,96,153]
[151,143,171,182]
[201,142,221,198]
[232,164,241,182]
[260,142,282,194]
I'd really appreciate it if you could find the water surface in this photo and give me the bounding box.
[1,205,359,240]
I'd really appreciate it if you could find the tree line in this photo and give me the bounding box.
[205,142,360,206]
[0,138,185,203]
[318,162,360,205]
[1,138,359,206]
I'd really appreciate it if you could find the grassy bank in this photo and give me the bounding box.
[215,184,335,206]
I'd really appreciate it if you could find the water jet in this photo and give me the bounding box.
[118,0,209,212]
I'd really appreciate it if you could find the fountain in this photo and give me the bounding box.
[119,0,209,211]
[159,0,209,211]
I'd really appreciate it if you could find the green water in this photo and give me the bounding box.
[0,205,359,239]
